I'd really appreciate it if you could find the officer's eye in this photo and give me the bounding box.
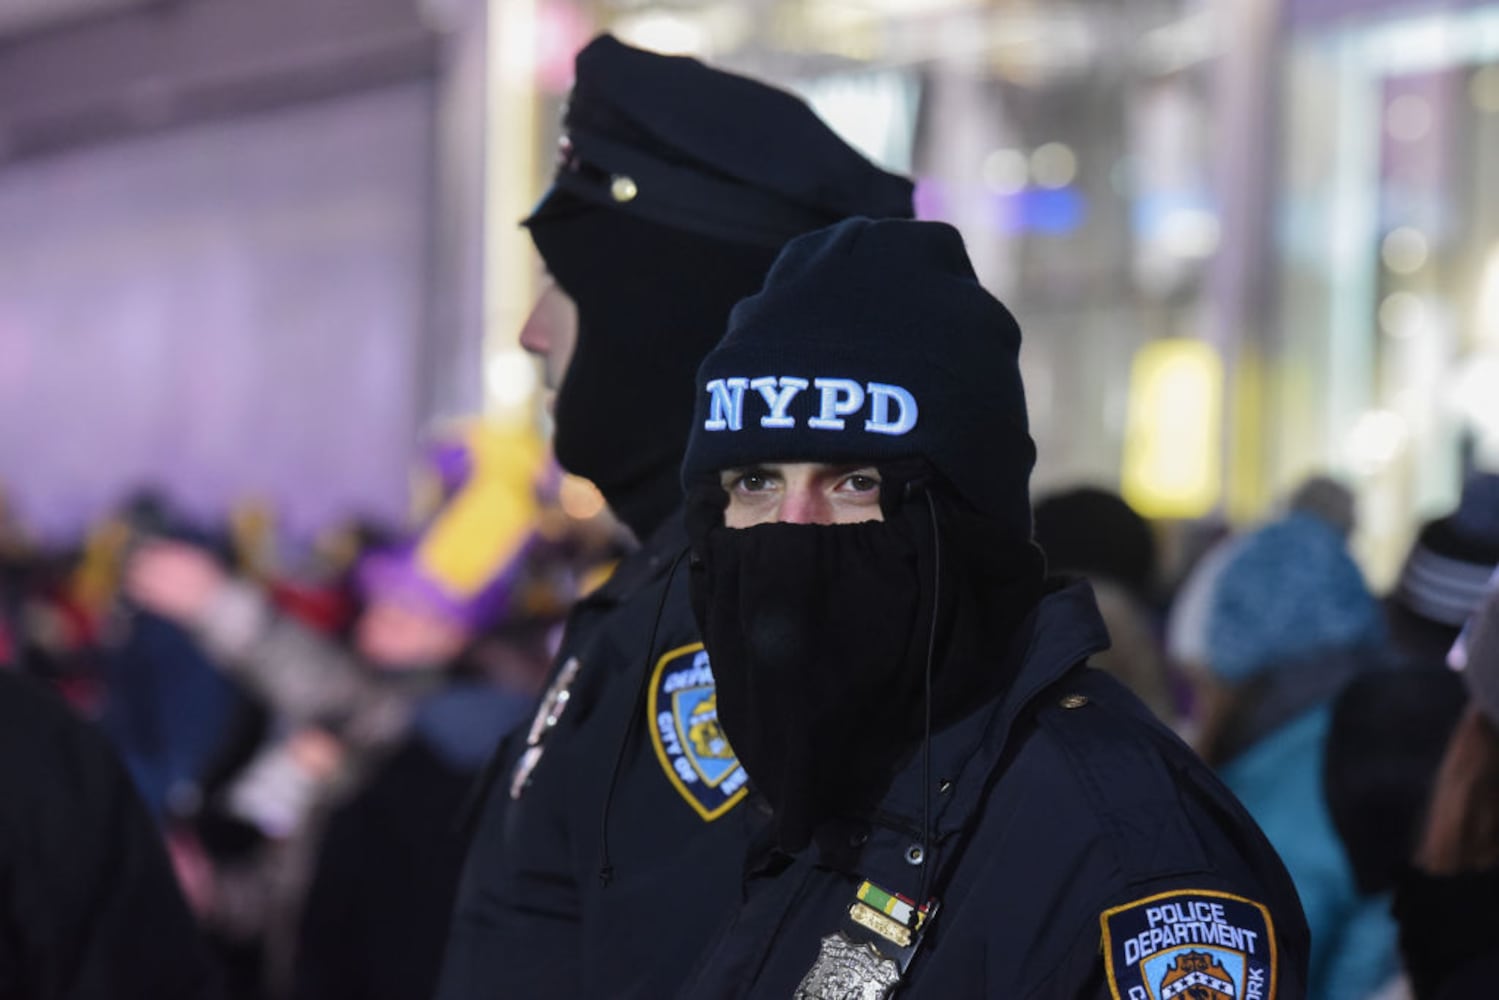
[723,468,777,494]
[836,469,882,495]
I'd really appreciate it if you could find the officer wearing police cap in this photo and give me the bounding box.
[434,36,913,999]
[674,217,1311,997]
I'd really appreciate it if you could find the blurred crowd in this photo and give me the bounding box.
[1,438,1496,998]
[0,421,627,1000]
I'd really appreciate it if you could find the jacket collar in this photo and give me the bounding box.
[585,509,690,610]
[809,578,1110,869]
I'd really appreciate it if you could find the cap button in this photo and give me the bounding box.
[1059,694,1089,710]
[610,174,638,203]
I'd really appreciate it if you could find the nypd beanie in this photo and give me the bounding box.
[682,217,1034,532]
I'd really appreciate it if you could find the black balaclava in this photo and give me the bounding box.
[680,219,1045,850]
[530,200,777,540]
[685,465,1043,851]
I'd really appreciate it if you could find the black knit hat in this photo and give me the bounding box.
[682,218,1035,531]
[1033,487,1157,597]
[526,35,914,247]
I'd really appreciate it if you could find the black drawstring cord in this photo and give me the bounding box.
[918,487,940,908]
[597,545,691,888]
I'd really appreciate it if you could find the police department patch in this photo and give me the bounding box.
[647,642,748,821]
[1101,889,1277,1000]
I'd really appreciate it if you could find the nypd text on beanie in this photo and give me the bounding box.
[682,217,1034,530]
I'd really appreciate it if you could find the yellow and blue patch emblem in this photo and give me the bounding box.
[1101,889,1277,1000]
[647,643,748,821]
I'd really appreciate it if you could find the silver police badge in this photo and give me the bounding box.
[793,932,903,1000]
[509,656,583,800]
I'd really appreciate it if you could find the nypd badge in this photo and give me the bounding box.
[1101,889,1278,1000]
[793,932,902,1000]
[647,642,748,821]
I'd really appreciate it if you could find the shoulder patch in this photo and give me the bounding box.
[647,642,748,821]
[1101,889,1277,1000]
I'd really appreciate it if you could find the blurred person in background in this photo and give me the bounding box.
[291,515,560,1000]
[1393,577,1499,1000]
[1282,474,1358,541]
[436,35,915,1000]
[100,491,258,822]
[1199,512,1401,1000]
[0,485,31,668]
[0,668,222,999]
[3,548,104,706]
[1032,486,1175,724]
[1322,666,1467,994]
[1164,472,1358,749]
[125,421,545,998]
[1317,472,1494,997]
[1311,474,1478,984]
[1387,472,1499,672]
[0,488,120,707]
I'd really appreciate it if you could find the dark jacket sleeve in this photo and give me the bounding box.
[1030,671,1312,1000]
[433,629,623,1000]
[434,534,687,1000]
[0,673,222,1000]
[1038,872,1309,1000]
[434,724,588,1000]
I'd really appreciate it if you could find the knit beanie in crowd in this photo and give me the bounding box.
[682,217,1034,540]
[1033,487,1157,598]
[1394,472,1499,628]
[1206,512,1386,682]
[526,35,913,540]
[1284,474,1357,539]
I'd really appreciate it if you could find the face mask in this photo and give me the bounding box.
[689,515,934,851]
[685,469,1046,851]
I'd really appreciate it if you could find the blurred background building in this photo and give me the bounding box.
[1,0,1497,586]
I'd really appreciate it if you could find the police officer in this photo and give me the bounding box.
[675,218,1311,997]
[434,37,913,998]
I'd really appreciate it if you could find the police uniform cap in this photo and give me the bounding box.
[526,35,915,248]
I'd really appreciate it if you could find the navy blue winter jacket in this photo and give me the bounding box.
[676,583,1310,998]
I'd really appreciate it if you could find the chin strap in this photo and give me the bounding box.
[917,482,940,908]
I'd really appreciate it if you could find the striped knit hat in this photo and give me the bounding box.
[1395,473,1499,628]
